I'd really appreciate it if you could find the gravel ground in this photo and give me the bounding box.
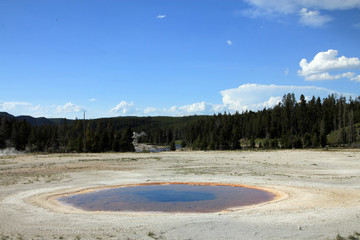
[0,150,359,240]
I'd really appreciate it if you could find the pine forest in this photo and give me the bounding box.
[1,93,360,153]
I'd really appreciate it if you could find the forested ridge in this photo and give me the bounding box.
[1,93,360,153]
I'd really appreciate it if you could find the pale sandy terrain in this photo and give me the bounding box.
[0,150,360,240]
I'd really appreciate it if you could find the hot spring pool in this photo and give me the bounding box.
[58,183,276,213]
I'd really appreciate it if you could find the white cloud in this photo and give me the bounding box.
[179,102,207,113]
[168,106,178,113]
[144,107,157,114]
[167,102,224,116]
[351,74,360,82]
[243,0,297,15]
[220,83,354,112]
[227,40,233,45]
[0,100,87,118]
[110,101,135,115]
[243,0,360,27]
[257,96,283,109]
[0,101,32,111]
[143,83,356,116]
[244,0,360,14]
[0,101,47,117]
[298,49,360,81]
[305,72,355,81]
[156,15,166,19]
[56,102,83,113]
[89,98,97,102]
[142,102,225,116]
[298,8,332,27]
[212,104,226,113]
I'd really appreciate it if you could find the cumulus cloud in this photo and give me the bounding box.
[141,83,355,116]
[304,72,355,81]
[167,102,224,116]
[220,83,354,112]
[243,0,360,27]
[56,102,83,113]
[243,0,297,15]
[0,101,45,117]
[179,102,207,113]
[156,15,166,19]
[298,8,332,27]
[227,40,233,45]
[0,100,88,118]
[298,49,360,81]
[0,101,32,111]
[244,0,360,14]
[142,102,225,116]
[258,96,283,109]
[144,107,157,114]
[89,98,97,102]
[351,74,360,82]
[110,101,135,115]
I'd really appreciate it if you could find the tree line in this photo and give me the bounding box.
[0,93,359,153]
[0,117,134,152]
[177,94,360,150]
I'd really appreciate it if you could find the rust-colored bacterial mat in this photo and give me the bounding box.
[58,183,276,213]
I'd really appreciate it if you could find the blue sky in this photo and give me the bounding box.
[1,0,360,119]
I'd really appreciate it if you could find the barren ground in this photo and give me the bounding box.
[0,150,360,240]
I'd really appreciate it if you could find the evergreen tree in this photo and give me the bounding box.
[119,128,134,152]
[27,128,38,151]
[59,118,68,151]
[181,139,187,148]
[85,123,93,152]
[192,135,201,150]
[170,140,176,151]
[264,133,270,149]
[0,118,7,149]
[200,137,208,150]
[112,131,121,152]
[303,132,312,148]
[348,110,356,144]
[231,126,241,150]
[250,136,255,149]
[209,133,216,150]
[311,133,319,147]
[75,135,83,152]
[270,139,278,149]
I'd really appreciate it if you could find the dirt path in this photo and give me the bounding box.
[0,150,360,239]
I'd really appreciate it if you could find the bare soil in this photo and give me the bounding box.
[0,150,360,239]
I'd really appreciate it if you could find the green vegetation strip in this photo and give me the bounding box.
[336,232,360,240]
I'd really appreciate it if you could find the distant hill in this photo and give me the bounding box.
[48,118,74,125]
[0,112,14,119]
[16,115,55,126]
[0,112,55,126]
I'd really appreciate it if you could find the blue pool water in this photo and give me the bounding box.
[58,183,275,213]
